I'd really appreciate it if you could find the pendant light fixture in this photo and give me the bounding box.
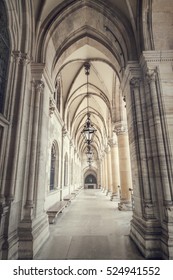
[81,62,96,145]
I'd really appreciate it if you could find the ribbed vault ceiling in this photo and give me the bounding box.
[33,0,138,163]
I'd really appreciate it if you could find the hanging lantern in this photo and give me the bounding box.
[81,62,97,166]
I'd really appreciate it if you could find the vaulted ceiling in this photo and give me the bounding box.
[32,0,138,164]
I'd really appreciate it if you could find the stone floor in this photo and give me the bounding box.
[35,189,144,260]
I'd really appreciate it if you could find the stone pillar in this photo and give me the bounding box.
[106,146,112,196]
[101,156,105,190]
[25,80,44,212]
[0,51,31,259]
[130,77,155,218]
[18,63,49,259]
[146,68,173,259]
[109,139,120,201]
[98,158,102,189]
[0,52,22,259]
[146,69,173,206]
[115,125,132,210]
[120,58,173,259]
[101,154,106,192]
[104,152,108,194]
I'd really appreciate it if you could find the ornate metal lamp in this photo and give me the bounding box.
[81,62,96,144]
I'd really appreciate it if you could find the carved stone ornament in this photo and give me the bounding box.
[12,51,30,65]
[62,125,68,137]
[34,80,44,91]
[165,206,173,223]
[114,125,128,135]
[49,98,55,117]
[146,68,157,84]
[108,137,118,147]
[130,77,141,88]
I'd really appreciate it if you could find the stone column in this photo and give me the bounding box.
[146,69,173,206]
[106,145,113,196]
[8,52,30,201]
[0,52,30,259]
[18,80,47,259]
[0,53,21,203]
[104,151,108,194]
[101,156,105,190]
[146,68,173,259]
[109,139,120,201]
[130,77,155,218]
[18,62,50,259]
[101,154,106,192]
[121,60,170,259]
[98,157,102,189]
[25,81,44,212]
[115,125,132,210]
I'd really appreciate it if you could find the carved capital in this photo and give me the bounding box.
[130,77,141,88]
[35,80,44,91]
[165,206,173,223]
[146,69,157,84]
[62,126,68,137]
[114,125,128,136]
[49,98,55,117]
[12,51,30,65]
[108,137,118,147]
[32,80,45,95]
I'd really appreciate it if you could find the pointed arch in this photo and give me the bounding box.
[49,141,59,190]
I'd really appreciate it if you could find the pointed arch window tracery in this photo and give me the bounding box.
[49,142,59,191]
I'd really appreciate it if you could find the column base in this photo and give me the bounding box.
[18,212,49,259]
[110,192,119,201]
[130,213,162,259]
[0,204,10,259]
[106,190,109,196]
[118,201,132,211]
[160,206,173,259]
[0,202,20,260]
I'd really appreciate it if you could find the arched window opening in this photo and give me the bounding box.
[0,0,10,113]
[50,144,56,191]
[64,153,68,187]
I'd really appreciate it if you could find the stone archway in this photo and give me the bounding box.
[84,169,98,189]
[84,174,97,189]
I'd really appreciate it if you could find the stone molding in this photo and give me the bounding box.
[31,62,45,81]
[121,61,141,95]
[140,50,173,72]
[141,50,173,64]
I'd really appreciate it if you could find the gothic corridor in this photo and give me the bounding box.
[35,189,144,260]
[0,0,173,260]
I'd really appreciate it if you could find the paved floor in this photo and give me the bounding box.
[35,189,144,260]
